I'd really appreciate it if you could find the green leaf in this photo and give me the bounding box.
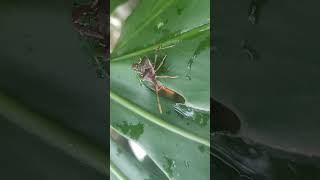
[110,138,146,180]
[110,0,210,179]
[213,0,320,156]
[213,0,320,179]
[110,97,210,180]
[0,0,107,179]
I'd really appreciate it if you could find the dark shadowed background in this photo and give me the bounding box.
[212,0,320,179]
[0,0,107,179]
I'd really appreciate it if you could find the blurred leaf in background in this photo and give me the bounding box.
[212,0,320,179]
[0,0,107,179]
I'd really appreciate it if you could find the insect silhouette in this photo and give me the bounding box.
[132,50,178,114]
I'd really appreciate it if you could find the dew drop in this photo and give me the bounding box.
[184,160,191,168]
[163,156,176,177]
[241,40,259,61]
[248,0,268,25]
[174,104,209,127]
[174,103,195,119]
[185,55,196,80]
[157,22,164,29]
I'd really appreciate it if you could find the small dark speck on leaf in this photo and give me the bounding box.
[113,121,144,140]
[198,145,206,153]
[176,6,185,15]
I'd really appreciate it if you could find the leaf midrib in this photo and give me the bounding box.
[110,160,129,180]
[0,91,107,174]
[110,23,210,62]
[110,90,210,147]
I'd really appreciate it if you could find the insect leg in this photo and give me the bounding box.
[156,75,178,79]
[155,55,167,72]
[155,85,163,114]
[139,79,143,86]
[154,53,158,69]
[153,46,162,69]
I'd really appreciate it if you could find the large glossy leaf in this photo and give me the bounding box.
[213,0,320,157]
[111,0,210,110]
[211,133,320,180]
[110,0,210,179]
[110,137,150,180]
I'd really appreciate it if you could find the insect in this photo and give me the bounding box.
[132,51,178,114]
[72,0,109,78]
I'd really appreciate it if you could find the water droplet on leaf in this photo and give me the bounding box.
[163,156,176,177]
[184,160,191,168]
[174,104,209,127]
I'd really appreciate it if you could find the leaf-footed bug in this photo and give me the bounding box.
[132,48,178,114]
